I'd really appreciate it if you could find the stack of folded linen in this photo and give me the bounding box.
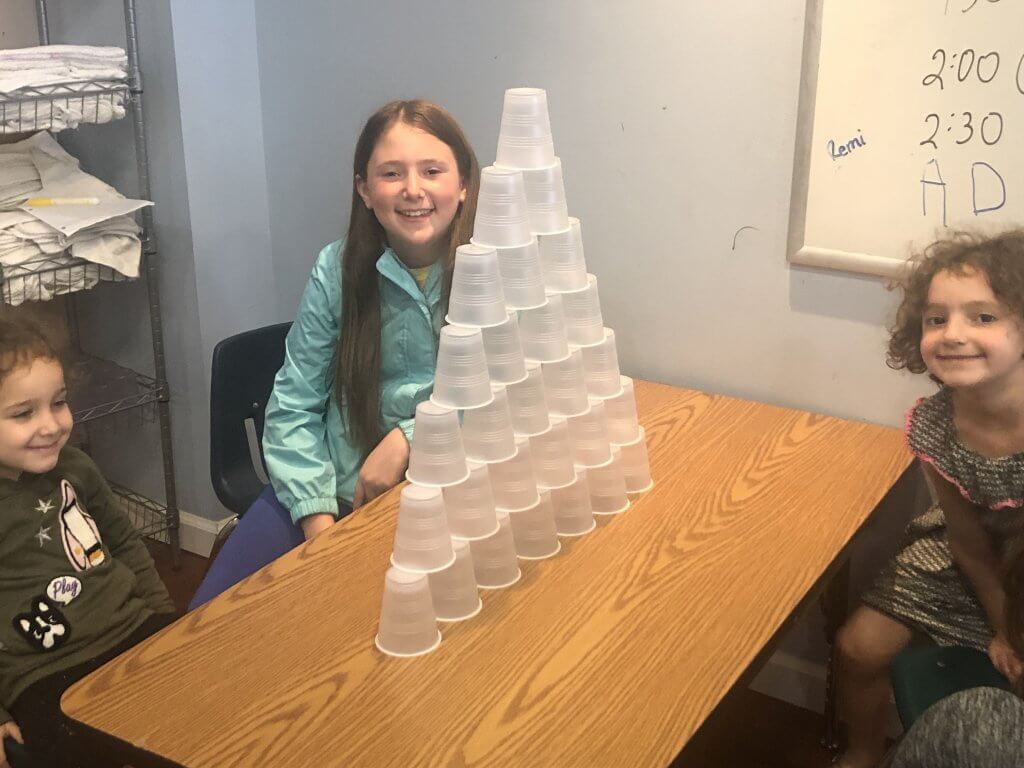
[0,45,128,133]
[0,132,151,305]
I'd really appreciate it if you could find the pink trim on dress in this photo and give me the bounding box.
[904,398,1024,511]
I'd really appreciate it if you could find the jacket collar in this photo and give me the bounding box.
[376,247,442,305]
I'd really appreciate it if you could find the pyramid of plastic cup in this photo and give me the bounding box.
[377,86,658,658]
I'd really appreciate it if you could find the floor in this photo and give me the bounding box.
[146,540,839,768]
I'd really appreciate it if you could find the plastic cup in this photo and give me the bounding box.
[489,435,540,510]
[446,244,508,328]
[519,294,569,363]
[430,325,494,410]
[375,567,441,658]
[469,509,521,588]
[566,398,611,467]
[579,328,622,398]
[471,166,533,248]
[462,384,516,463]
[618,426,654,493]
[405,401,470,487]
[537,217,588,293]
[505,361,550,436]
[588,445,630,515]
[560,274,604,347]
[429,538,482,622]
[492,239,547,310]
[494,87,556,170]
[529,417,576,489]
[482,312,528,385]
[542,347,589,417]
[508,491,561,559]
[390,484,456,573]
[521,158,569,235]
[442,460,500,540]
[551,470,595,537]
[604,376,640,443]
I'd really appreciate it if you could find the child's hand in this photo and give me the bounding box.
[353,427,410,508]
[988,633,1024,682]
[1,719,24,768]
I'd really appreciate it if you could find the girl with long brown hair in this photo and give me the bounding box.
[189,100,479,608]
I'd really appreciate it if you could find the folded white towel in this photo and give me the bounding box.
[0,45,127,96]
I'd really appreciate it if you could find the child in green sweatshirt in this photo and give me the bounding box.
[0,319,175,768]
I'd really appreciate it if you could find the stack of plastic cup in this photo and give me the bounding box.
[375,567,441,657]
[429,539,482,622]
[566,398,611,467]
[472,166,533,248]
[505,361,550,436]
[461,384,516,463]
[587,444,630,515]
[617,426,654,493]
[469,509,521,588]
[541,348,589,417]
[579,328,623,398]
[431,325,494,410]
[442,460,500,540]
[519,294,569,363]
[508,490,560,559]
[405,401,469,487]
[447,244,508,328]
[489,435,540,510]
[390,484,455,573]
[521,158,569,235]
[550,470,595,537]
[493,240,547,310]
[529,417,576,489]
[537,218,588,293]
[482,312,528,385]
[560,275,604,347]
[603,376,641,443]
[494,87,556,170]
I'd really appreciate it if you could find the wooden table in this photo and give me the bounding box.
[63,381,913,767]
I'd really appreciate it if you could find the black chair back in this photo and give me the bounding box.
[209,322,292,516]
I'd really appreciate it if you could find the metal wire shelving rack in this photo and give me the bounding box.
[0,0,180,563]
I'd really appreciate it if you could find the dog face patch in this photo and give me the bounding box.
[13,595,70,652]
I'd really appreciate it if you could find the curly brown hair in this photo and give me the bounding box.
[0,317,61,387]
[887,229,1024,374]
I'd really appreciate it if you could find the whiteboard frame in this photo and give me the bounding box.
[787,0,911,280]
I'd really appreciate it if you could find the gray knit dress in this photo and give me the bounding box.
[863,388,1024,650]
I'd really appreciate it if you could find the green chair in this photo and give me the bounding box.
[890,645,1010,728]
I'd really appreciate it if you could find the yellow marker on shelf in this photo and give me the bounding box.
[24,197,101,206]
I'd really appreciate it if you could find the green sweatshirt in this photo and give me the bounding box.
[0,447,174,726]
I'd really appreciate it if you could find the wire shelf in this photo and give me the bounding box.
[66,353,164,424]
[0,253,130,305]
[0,79,129,134]
[112,484,171,543]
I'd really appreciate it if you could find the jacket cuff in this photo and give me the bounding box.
[290,497,339,525]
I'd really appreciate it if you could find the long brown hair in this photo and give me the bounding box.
[336,100,479,457]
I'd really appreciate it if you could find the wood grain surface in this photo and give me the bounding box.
[62,381,913,767]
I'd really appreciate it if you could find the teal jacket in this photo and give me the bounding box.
[263,239,443,523]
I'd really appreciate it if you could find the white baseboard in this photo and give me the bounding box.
[177,509,234,558]
[749,651,903,737]
[749,651,828,713]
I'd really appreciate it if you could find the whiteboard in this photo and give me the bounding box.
[791,0,1024,278]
